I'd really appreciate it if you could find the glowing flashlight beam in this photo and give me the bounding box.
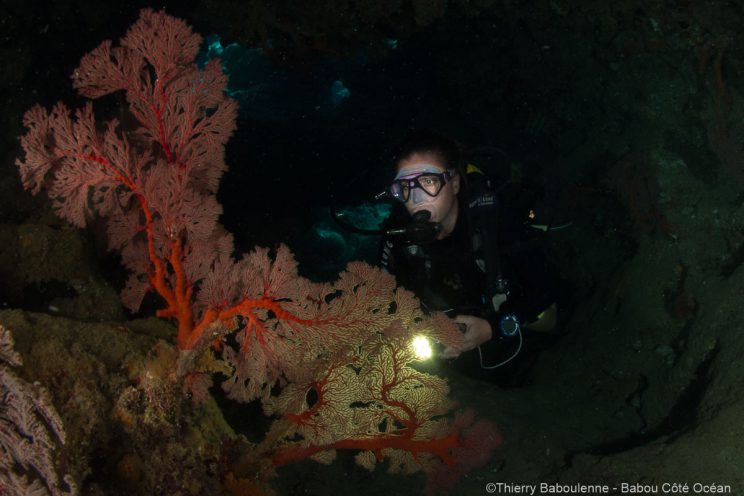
[411,335,433,360]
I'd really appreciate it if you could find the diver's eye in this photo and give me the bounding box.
[417,174,442,195]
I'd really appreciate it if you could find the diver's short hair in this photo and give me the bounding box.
[391,129,463,172]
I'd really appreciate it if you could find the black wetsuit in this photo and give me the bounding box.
[379,183,562,382]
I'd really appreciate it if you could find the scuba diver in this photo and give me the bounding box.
[378,130,564,383]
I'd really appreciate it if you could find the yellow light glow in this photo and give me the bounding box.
[411,335,433,360]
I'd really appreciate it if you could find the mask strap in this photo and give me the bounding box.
[394,164,446,180]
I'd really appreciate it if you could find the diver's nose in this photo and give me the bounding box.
[409,187,428,205]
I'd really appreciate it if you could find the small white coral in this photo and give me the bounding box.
[0,325,77,495]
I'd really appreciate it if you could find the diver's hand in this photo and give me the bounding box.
[441,315,493,359]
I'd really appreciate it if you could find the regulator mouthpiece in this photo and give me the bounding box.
[384,210,441,244]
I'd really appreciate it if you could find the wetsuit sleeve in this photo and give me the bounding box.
[478,322,508,359]
[497,235,560,325]
[379,237,397,274]
[378,203,412,275]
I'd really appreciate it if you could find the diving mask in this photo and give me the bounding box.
[389,166,455,205]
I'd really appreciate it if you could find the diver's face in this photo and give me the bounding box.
[395,152,460,227]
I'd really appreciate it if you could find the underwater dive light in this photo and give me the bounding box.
[410,335,434,361]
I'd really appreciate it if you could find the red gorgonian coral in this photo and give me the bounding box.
[16,9,501,492]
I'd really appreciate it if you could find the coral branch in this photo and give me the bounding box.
[270,431,461,468]
[0,326,77,495]
[17,9,236,331]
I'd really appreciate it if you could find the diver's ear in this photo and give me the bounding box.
[451,172,461,195]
